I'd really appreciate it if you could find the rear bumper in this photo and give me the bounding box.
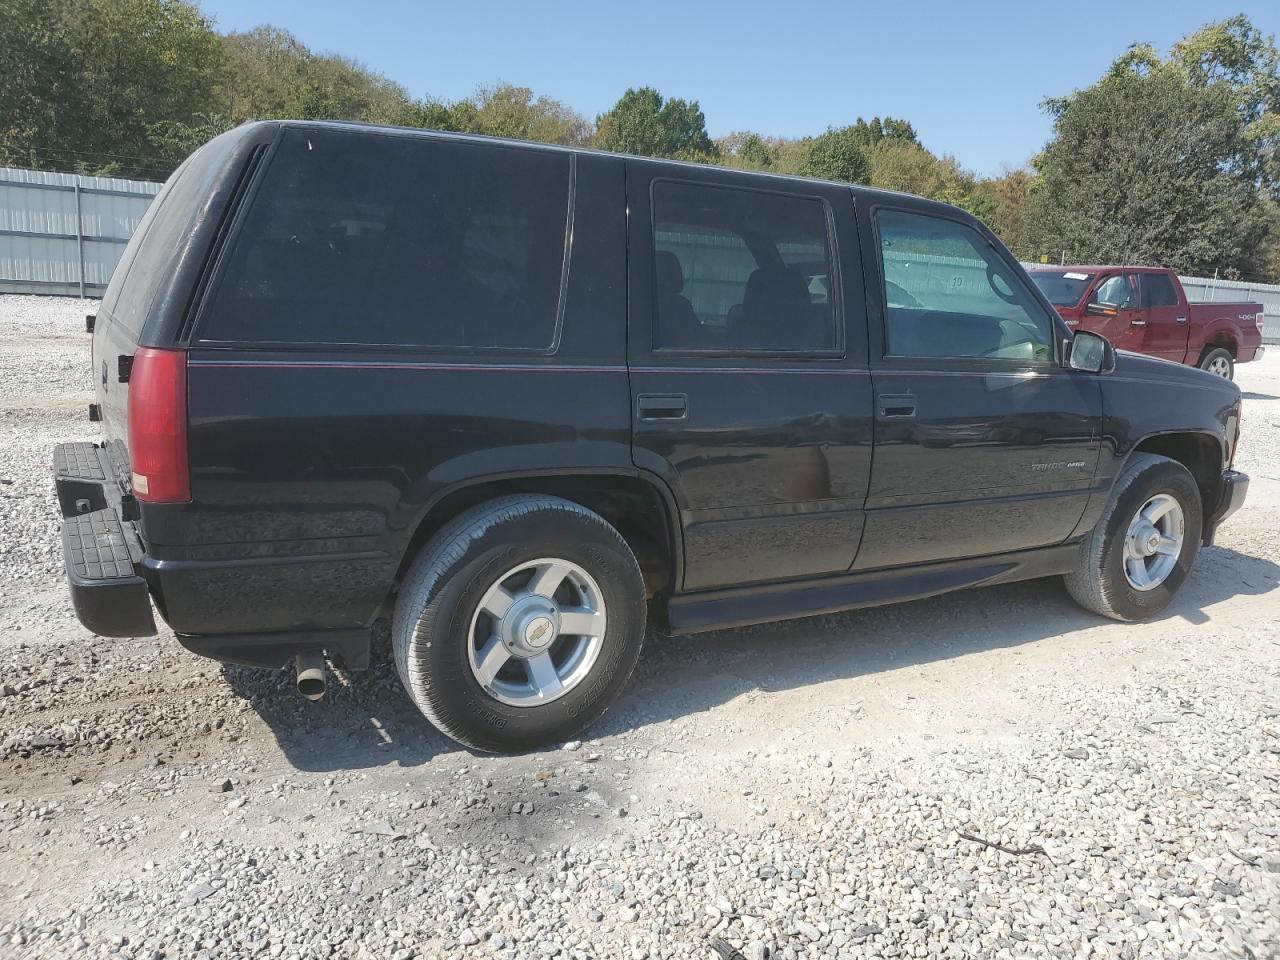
[62,508,158,637]
[1203,469,1248,545]
[54,441,372,665]
[55,442,158,638]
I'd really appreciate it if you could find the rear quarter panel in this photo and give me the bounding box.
[145,148,631,637]
[1187,302,1264,359]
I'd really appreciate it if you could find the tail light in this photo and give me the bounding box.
[127,347,190,503]
[1257,312,1266,331]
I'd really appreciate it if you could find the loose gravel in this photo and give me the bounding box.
[1,294,1277,960]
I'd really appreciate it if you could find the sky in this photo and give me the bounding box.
[200,0,1280,178]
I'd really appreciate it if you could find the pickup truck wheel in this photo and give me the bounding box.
[1064,453,1202,622]
[392,495,645,753]
[1199,348,1234,379]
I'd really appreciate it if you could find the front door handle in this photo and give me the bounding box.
[1130,318,1146,327]
[1175,316,1187,324]
[878,394,916,418]
[637,393,687,420]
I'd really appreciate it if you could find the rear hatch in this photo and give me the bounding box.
[91,125,275,463]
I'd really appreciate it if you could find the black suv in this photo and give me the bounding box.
[56,121,1248,752]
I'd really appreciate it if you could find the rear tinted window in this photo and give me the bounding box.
[200,129,571,350]
[652,181,837,353]
[1141,273,1178,307]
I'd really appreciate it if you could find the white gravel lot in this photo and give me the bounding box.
[0,294,1277,960]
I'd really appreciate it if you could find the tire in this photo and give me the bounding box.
[392,495,646,752]
[1199,347,1234,380]
[1064,453,1202,622]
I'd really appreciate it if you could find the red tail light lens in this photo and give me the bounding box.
[127,347,189,503]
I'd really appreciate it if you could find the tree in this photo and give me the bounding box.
[594,87,718,161]
[849,116,918,150]
[72,0,225,178]
[974,167,1034,257]
[1025,29,1274,277]
[0,0,223,178]
[0,0,89,170]
[219,26,417,128]
[799,127,870,184]
[443,83,589,145]
[718,131,777,170]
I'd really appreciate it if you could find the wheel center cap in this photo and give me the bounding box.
[500,596,561,659]
[524,616,555,650]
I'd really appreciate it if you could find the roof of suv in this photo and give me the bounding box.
[242,119,973,218]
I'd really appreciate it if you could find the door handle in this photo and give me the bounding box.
[878,394,916,418]
[1175,316,1187,324]
[637,393,687,420]
[1130,318,1146,327]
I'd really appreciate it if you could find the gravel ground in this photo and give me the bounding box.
[1,293,1277,960]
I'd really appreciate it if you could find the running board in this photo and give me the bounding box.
[665,542,1081,635]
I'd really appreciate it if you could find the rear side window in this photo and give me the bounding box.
[652,181,837,353]
[200,129,572,350]
[1141,273,1178,308]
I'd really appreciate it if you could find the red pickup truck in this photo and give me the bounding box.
[1028,265,1265,379]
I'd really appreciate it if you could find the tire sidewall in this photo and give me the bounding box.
[398,505,644,752]
[1200,348,1234,380]
[1098,460,1202,620]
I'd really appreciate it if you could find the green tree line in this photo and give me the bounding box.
[1,2,1277,279]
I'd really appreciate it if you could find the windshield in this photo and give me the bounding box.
[1029,270,1094,306]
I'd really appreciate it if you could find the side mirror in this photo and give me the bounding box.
[1066,330,1115,374]
[1085,301,1118,317]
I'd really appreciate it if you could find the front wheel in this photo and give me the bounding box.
[392,495,646,752]
[1199,347,1234,380]
[1065,453,1202,621]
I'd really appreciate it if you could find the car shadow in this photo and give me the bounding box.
[224,544,1279,772]
[1241,391,1279,401]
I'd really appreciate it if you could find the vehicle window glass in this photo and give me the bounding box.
[102,144,226,338]
[201,129,570,349]
[877,209,1053,362]
[652,181,837,353]
[1141,273,1178,308]
[1029,270,1093,306]
[1092,275,1132,308]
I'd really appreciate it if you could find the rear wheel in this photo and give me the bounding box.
[1199,347,1234,380]
[393,495,645,752]
[1065,453,1202,621]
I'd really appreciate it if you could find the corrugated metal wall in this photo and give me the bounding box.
[0,166,161,297]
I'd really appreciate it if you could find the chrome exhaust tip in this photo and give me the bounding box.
[295,651,326,701]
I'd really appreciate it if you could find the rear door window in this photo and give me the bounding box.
[199,129,572,350]
[652,181,838,353]
[1140,273,1178,308]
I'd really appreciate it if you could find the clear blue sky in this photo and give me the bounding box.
[200,0,1278,177]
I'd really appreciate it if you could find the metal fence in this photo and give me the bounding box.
[1,164,1278,344]
[0,166,161,298]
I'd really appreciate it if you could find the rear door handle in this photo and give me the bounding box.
[878,394,916,418]
[636,393,687,420]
